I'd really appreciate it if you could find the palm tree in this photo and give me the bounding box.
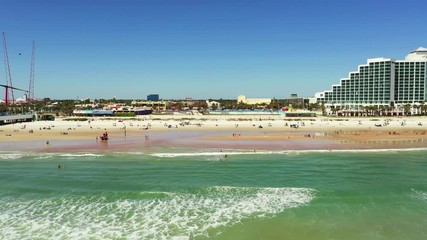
[379,105,386,116]
[403,104,412,116]
[414,104,421,115]
[361,105,367,116]
[419,104,423,115]
[335,106,342,116]
[321,103,326,116]
[420,102,427,115]
[363,106,372,116]
[330,106,336,115]
[385,105,393,116]
[308,103,319,111]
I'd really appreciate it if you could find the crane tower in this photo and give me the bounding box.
[2,32,14,104]
[28,41,35,101]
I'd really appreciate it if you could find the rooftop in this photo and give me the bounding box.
[405,47,427,61]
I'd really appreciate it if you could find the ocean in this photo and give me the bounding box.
[1,148,427,240]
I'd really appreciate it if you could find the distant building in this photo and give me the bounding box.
[206,100,221,109]
[131,100,168,111]
[284,94,305,107]
[315,47,427,110]
[73,109,114,116]
[237,95,271,105]
[147,94,159,101]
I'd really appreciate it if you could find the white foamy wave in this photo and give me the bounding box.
[0,152,105,160]
[151,147,427,158]
[119,151,145,155]
[59,153,104,158]
[329,147,427,153]
[0,186,315,239]
[412,189,427,202]
[0,152,25,160]
[151,151,253,158]
[34,154,54,159]
[151,150,304,158]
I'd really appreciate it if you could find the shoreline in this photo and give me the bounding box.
[1,116,427,153]
[2,144,427,160]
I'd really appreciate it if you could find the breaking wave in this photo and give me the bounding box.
[58,153,104,158]
[412,189,427,202]
[0,186,315,239]
[0,152,104,161]
[151,148,427,158]
[0,152,25,160]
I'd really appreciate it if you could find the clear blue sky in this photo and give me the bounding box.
[1,0,427,100]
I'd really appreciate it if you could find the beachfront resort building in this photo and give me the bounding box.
[315,47,427,114]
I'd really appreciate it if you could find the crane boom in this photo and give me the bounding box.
[0,84,28,106]
[0,84,28,92]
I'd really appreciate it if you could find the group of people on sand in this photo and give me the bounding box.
[94,130,109,141]
[98,131,108,141]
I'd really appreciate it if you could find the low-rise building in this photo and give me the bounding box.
[131,100,168,111]
[237,95,271,105]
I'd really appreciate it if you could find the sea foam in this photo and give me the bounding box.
[0,152,25,160]
[0,186,315,239]
[412,189,427,202]
[0,152,105,160]
[151,147,427,158]
[59,153,104,158]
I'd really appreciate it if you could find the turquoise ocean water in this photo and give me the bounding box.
[1,148,427,239]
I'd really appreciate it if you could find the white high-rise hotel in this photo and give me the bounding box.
[315,47,427,109]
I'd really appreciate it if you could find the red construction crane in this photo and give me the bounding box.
[0,84,28,106]
[2,32,15,104]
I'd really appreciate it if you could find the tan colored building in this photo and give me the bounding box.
[237,95,272,105]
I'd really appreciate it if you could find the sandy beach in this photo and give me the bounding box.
[1,115,427,152]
